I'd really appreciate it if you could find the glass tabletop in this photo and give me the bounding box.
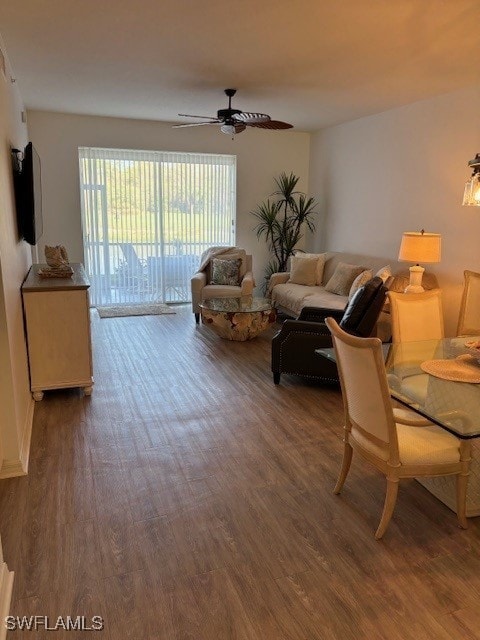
[199,296,273,314]
[317,337,480,439]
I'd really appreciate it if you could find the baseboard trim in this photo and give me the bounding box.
[0,397,34,479]
[0,562,14,640]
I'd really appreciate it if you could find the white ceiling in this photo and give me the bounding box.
[1,0,479,132]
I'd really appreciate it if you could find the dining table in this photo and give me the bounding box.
[385,337,480,439]
[317,336,480,516]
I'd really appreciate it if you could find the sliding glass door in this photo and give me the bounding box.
[78,147,236,306]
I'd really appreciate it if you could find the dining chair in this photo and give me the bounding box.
[387,289,444,404]
[457,270,480,337]
[325,317,471,539]
[388,289,444,343]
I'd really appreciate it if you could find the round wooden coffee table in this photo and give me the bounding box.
[200,296,276,341]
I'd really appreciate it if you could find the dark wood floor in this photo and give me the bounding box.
[2,306,480,639]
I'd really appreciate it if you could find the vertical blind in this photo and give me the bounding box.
[78,147,236,306]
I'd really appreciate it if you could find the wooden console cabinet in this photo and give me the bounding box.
[22,263,94,401]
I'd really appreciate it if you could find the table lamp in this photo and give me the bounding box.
[398,230,441,293]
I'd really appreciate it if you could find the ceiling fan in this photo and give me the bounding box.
[173,89,293,135]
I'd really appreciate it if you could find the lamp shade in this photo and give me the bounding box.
[398,232,441,264]
[463,173,480,206]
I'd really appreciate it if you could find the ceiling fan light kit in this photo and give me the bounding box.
[174,89,293,136]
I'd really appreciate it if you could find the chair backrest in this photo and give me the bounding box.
[199,247,251,280]
[326,318,398,462]
[339,276,387,337]
[457,270,480,336]
[388,290,444,343]
[119,243,144,272]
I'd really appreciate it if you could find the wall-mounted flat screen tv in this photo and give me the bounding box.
[12,142,43,246]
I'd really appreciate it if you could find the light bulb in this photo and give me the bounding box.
[221,125,235,136]
[474,185,480,203]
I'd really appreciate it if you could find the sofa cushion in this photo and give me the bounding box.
[303,289,348,310]
[348,269,373,300]
[325,262,366,296]
[289,255,318,286]
[272,283,325,317]
[375,264,392,283]
[210,257,242,286]
[202,284,242,298]
[294,252,326,285]
[208,249,246,281]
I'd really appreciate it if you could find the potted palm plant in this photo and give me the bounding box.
[251,172,318,289]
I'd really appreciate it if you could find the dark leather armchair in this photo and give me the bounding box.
[271,276,387,384]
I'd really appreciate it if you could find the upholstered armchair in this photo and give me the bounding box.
[271,276,387,384]
[191,247,254,323]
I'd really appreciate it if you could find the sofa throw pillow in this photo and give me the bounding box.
[219,250,247,277]
[288,255,319,286]
[210,257,242,286]
[295,252,326,285]
[375,265,392,283]
[207,250,247,282]
[324,262,366,296]
[348,269,373,300]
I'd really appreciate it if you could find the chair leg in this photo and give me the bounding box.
[333,441,353,495]
[456,440,471,529]
[273,372,280,385]
[195,313,200,324]
[456,471,469,529]
[375,477,399,540]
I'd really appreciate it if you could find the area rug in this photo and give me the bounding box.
[96,303,176,318]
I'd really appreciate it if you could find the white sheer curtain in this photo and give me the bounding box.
[78,147,236,306]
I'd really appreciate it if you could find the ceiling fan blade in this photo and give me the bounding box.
[247,120,293,130]
[233,112,270,124]
[172,121,221,128]
[178,113,218,119]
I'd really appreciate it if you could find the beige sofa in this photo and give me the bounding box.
[269,251,438,341]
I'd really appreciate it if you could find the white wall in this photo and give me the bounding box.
[0,40,33,476]
[309,86,480,335]
[27,111,311,290]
